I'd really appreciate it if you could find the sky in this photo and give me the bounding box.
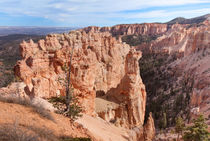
[0,0,210,27]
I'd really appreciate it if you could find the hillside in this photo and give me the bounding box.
[0,101,90,141]
[167,14,210,25]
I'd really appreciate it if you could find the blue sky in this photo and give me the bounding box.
[0,0,209,27]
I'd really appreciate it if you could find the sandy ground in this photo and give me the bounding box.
[76,114,130,141]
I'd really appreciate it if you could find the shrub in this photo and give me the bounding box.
[49,96,66,104]
[64,93,82,121]
[175,117,185,140]
[183,115,210,141]
[48,91,82,121]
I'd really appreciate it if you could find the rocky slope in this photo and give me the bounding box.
[136,19,210,129]
[13,30,155,140]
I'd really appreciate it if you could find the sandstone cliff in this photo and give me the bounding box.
[83,23,168,36]
[141,20,210,107]
[14,30,155,140]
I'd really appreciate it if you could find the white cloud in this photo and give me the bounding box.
[128,8,210,19]
[0,0,209,26]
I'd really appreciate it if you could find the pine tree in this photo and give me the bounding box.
[57,46,82,121]
[65,86,82,121]
[158,112,167,130]
[163,112,167,129]
[183,114,210,141]
[175,116,185,141]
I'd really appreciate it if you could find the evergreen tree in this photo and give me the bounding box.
[175,116,185,141]
[183,114,210,141]
[163,112,167,129]
[158,112,167,130]
[57,46,82,121]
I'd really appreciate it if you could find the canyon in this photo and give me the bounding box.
[0,14,209,141]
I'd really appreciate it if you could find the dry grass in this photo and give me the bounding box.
[0,100,91,141]
[0,122,91,141]
[0,121,60,141]
[0,123,39,141]
[0,95,54,121]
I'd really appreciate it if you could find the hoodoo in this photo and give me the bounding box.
[14,30,155,140]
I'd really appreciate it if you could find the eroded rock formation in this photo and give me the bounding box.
[83,23,168,36]
[141,20,210,108]
[144,113,156,141]
[136,19,210,129]
[14,30,154,140]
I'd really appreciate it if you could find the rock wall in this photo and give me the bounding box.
[137,19,210,127]
[138,21,210,55]
[83,23,168,36]
[14,30,150,132]
[99,49,146,128]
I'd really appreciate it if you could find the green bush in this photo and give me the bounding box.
[65,95,82,121]
[175,117,185,140]
[183,115,210,141]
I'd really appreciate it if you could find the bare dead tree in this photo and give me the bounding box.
[65,45,74,112]
[56,44,82,120]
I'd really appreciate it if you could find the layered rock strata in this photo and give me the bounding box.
[83,23,168,36]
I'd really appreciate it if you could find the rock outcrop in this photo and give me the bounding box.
[98,49,146,128]
[14,30,154,140]
[144,113,156,141]
[83,23,168,36]
[140,21,210,56]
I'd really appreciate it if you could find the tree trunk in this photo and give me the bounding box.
[177,133,180,141]
[66,46,74,111]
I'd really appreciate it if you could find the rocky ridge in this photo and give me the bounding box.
[82,23,168,36]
